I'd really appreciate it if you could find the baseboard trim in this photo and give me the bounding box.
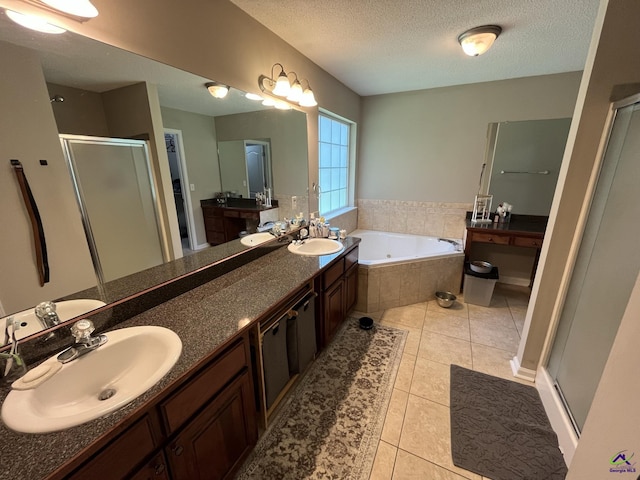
[536,367,578,467]
[499,276,531,287]
[510,355,536,382]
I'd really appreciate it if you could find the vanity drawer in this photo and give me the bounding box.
[239,211,259,220]
[471,233,511,245]
[345,246,359,270]
[160,339,248,433]
[513,236,543,248]
[68,415,158,480]
[223,210,240,218]
[323,258,345,289]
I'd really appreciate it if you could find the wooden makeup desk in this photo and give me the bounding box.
[464,215,548,287]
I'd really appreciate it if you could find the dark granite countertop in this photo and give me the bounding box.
[0,237,360,480]
[465,214,548,235]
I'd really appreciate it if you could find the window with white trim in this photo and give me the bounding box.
[318,113,352,216]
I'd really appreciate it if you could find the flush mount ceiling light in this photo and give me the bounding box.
[40,0,98,18]
[205,82,230,99]
[5,9,66,34]
[458,25,502,57]
[259,63,318,108]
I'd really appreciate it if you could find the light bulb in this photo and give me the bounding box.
[286,80,303,102]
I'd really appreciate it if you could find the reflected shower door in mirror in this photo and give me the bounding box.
[61,135,166,284]
[0,16,309,329]
[484,118,571,215]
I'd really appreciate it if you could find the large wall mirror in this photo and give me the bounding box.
[0,13,309,338]
[482,118,571,216]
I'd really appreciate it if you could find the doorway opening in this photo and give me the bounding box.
[165,129,197,254]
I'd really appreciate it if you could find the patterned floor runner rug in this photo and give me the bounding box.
[235,318,406,480]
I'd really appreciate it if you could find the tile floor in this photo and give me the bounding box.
[357,284,533,480]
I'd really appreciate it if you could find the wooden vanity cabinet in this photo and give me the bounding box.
[62,332,257,480]
[317,246,359,350]
[165,370,255,480]
[202,204,275,245]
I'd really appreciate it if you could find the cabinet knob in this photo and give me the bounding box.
[154,463,166,475]
[172,444,184,456]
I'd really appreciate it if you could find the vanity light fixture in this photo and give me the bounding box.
[205,82,230,99]
[458,25,502,56]
[245,92,263,101]
[5,9,66,34]
[259,63,318,108]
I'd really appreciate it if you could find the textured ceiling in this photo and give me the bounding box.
[230,0,601,96]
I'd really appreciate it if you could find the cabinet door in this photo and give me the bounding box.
[345,263,358,313]
[323,278,345,345]
[129,451,170,480]
[167,370,257,480]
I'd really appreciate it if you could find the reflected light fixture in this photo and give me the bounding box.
[458,25,502,56]
[259,63,317,108]
[5,9,66,34]
[205,82,229,99]
[245,92,263,101]
[40,0,99,18]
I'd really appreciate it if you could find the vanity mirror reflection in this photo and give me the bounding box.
[0,14,309,338]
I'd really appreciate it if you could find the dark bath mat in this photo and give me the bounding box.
[450,365,568,480]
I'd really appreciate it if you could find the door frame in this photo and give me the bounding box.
[537,92,640,465]
[165,129,198,251]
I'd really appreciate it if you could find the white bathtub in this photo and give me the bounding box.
[351,229,462,266]
[351,229,464,312]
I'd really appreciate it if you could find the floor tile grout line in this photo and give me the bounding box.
[394,445,480,480]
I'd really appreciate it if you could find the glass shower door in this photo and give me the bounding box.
[61,135,165,284]
[547,97,640,433]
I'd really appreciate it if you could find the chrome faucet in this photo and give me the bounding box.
[57,319,107,364]
[35,301,60,329]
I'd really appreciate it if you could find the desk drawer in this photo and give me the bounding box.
[472,233,511,245]
[513,236,543,248]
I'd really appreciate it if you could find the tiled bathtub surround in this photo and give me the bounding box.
[355,254,464,313]
[356,199,473,240]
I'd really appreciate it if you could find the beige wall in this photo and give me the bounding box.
[215,109,309,197]
[161,106,221,247]
[0,41,96,314]
[358,72,581,202]
[47,83,110,136]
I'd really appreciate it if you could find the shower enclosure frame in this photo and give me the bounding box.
[536,91,640,466]
[60,134,167,285]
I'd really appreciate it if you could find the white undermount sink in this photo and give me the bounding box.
[1,299,107,346]
[287,238,344,256]
[1,325,182,434]
[240,232,275,247]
